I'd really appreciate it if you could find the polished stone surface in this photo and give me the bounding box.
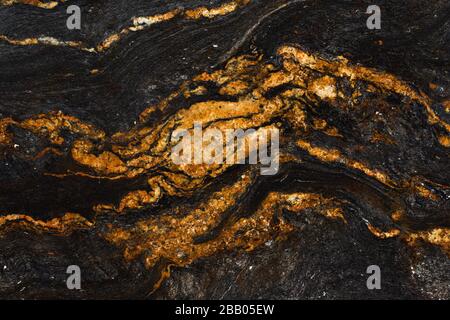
[0,0,448,299]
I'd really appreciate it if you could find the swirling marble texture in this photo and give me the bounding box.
[0,0,448,299]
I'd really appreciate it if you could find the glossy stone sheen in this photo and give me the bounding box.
[0,0,448,299]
